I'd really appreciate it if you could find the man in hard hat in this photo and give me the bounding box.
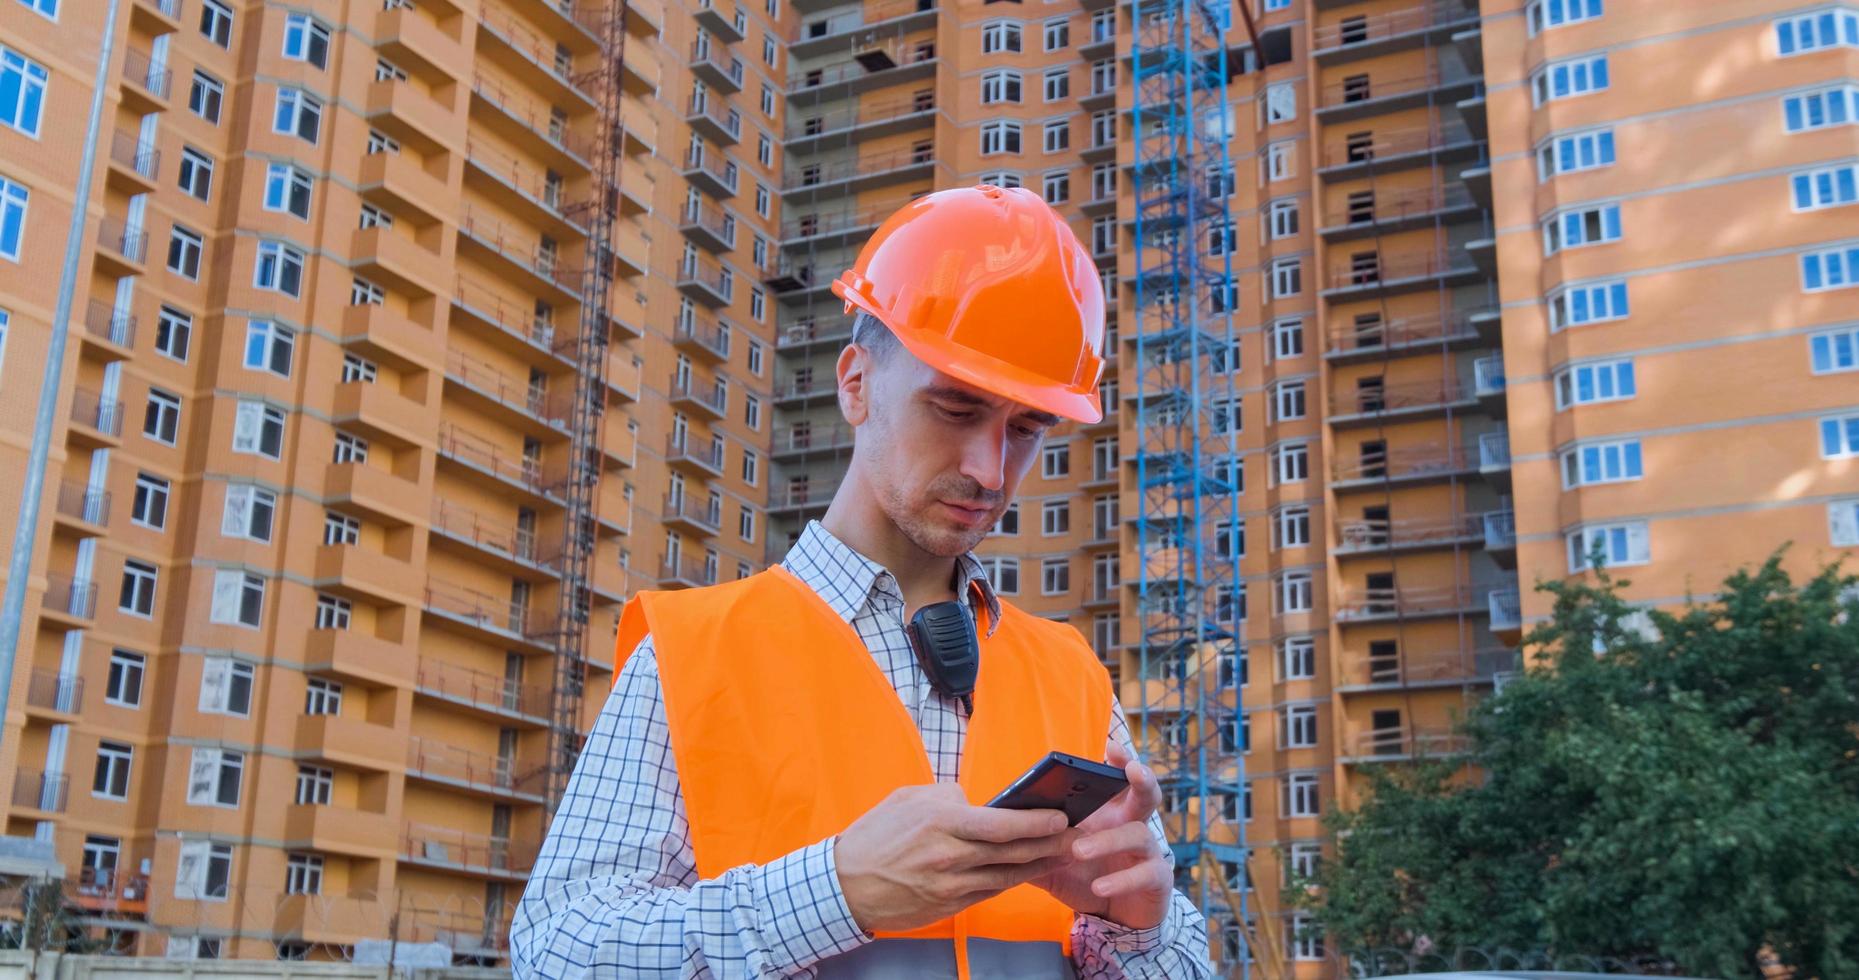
[513,186,1213,978]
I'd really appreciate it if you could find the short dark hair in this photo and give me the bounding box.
[851,311,900,362]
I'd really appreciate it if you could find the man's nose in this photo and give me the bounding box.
[957,424,1008,493]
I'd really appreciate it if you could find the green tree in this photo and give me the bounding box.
[1296,555,1859,978]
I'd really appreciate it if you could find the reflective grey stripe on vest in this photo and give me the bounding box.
[815,938,1076,980]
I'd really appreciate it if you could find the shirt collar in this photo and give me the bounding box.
[783,520,1003,637]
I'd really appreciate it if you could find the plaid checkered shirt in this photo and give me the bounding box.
[512,520,1211,978]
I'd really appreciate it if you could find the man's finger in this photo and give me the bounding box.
[951,805,1068,843]
[965,828,1080,868]
[958,854,1076,898]
[1089,857,1172,899]
[1072,821,1156,862]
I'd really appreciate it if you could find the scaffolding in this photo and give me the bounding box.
[546,0,633,811]
[1128,0,1247,975]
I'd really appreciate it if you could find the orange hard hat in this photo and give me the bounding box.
[832,184,1107,424]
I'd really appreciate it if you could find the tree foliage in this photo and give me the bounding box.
[1298,555,1859,978]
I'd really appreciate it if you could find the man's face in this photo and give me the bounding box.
[846,344,1062,558]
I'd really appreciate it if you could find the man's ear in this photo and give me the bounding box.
[837,343,872,426]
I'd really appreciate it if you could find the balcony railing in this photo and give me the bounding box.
[775,375,838,401]
[423,577,559,641]
[788,0,936,44]
[1320,69,1475,110]
[402,821,538,875]
[459,206,584,293]
[675,254,734,302]
[1345,726,1470,760]
[784,146,934,192]
[121,47,171,98]
[11,770,68,813]
[660,555,719,587]
[1473,355,1506,396]
[787,40,936,93]
[1334,584,1482,621]
[779,318,854,348]
[781,201,897,241]
[107,130,159,181]
[686,95,742,140]
[1488,587,1522,629]
[436,422,568,496]
[1320,118,1477,169]
[415,657,550,717]
[464,140,589,225]
[452,276,578,358]
[1331,379,1470,418]
[1325,307,1489,355]
[83,299,137,349]
[662,493,722,533]
[470,72,594,160]
[1332,443,1472,484]
[668,375,728,416]
[69,868,149,913]
[1322,182,1476,229]
[681,147,740,194]
[770,483,834,511]
[54,480,110,527]
[1341,644,1513,689]
[679,201,738,250]
[431,499,559,570]
[477,5,591,95]
[1313,2,1477,51]
[774,422,856,455]
[406,736,547,797]
[1479,431,1511,469]
[1483,509,1517,549]
[43,574,98,620]
[96,217,148,265]
[688,41,746,87]
[25,671,84,714]
[1337,513,1482,552]
[664,434,725,475]
[786,93,935,141]
[445,349,573,427]
[1328,250,1477,291]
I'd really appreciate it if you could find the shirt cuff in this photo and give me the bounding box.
[1077,908,1172,956]
[752,837,873,972]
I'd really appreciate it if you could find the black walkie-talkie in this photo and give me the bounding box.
[906,600,980,715]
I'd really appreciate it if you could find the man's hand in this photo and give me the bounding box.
[1031,743,1173,930]
[835,783,1078,933]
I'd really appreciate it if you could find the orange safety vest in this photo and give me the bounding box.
[614,565,1112,979]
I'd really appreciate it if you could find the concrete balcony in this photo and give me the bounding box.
[450,276,578,365]
[619,37,662,95]
[1324,306,1488,364]
[365,78,464,152]
[1313,2,1481,64]
[1317,119,1481,181]
[357,149,450,228]
[767,482,835,516]
[415,656,550,723]
[351,226,445,298]
[39,575,97,629]
[283,803,397,860]
[773,375,839,407]
[422,576,562,651]
[457,208,585,300]
[777,318,853,352]
[665,435,725,478]
[672,316,732,362]
[50,480,110,536]
[93,217,148,278]
[463,142,591,240]
[1339,726,1471,765]
[771,422,855,460]
[297,713,402,772]
[1335,512,1484,556]
[274,893,393,947]
[1331,443,1475,490]
[1317,69,1482,123]
[429,499,561,577]
[79,299,137,363]
[302,628,416,689]
[1323,249,1485,301]
[681,147,740,198]
[1488,587,1522,632]
[406,736,547,802]
[1319,183,1482,242]
[1484,509,1517,566]
[1473,354,1506,403]
[118,47,171,113]
[435,424,569,502]
[784,93,936,155]
[313,543,417,606]
[668,375,728,420]
[330,378,429,448]
[783,146,935,196]
[10,771,68,816]
[780,203,890,250]
[675,254,735,307]
[477,5,598,110]
[789,0,938,59]
[689,42,746,92]
[1478,431,1511,491]
[659,555,719,589]
[376,5,468,82]
[679,201,737,253]
[23,671,83,720]
[1336,644,1512,693]
[785,40,937,105]
[661,493,722,537]
[602,419,638,470]
[129,0,182,34]
[469,72,595,173]
[104,130,160,196]
[339,302,442,371]
[694,0,745,41]
[1333,584,1487,624]
[444,349,573,435]
[325,461,422,527]
[686,95,742,145]
[1329,378,1477,428]
[401,822,536,880]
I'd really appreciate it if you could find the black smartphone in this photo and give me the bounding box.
[986,751,1130,826]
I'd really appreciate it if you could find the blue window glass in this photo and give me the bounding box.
[0,177,26,260]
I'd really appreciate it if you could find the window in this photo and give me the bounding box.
[1091,59,1115,95]
[981,70,1022,105]
[744,394,761,430]
[1042,442,1070,478]
[0,47,48,138]
[176,148,214,201]
[313,594,350,631]
[143,389,180,445]
[295,765,333,805]
[155,306,192,361]
[333,432,369,464]
[761,83,775,116]
[304,678,343,715]
[1555,358,1637,408]
[17,0,57,19]
[982,21,1022,53]
[167,226,203,279]
[979,170,1021,189]
[199,658,255,716]
[221,485,277,543]
[200,0,233,46]
[1269,257,1302,298]
[1532,54,1609,104]
[1279,573,1313,614]
[1526,0,1602,34]
[755,183,770,217]
[1284,704,1319,747]
[175,841,232,900]
[233,400,286,459]
[1265,142,1293,182]
[1275,443,1309,483]
[992,502,1020,536]
[119,560,157,616]
[341,353,378,384]
[92,741,132,799]
[106,650,145,707]
[1811,327,1859,374]
[323,512,360,545]
[1216,519,1244,558]
[1543,203,1622,254]
[981,556,1020,595]
[1276,507,1311,549]
[1776,9,1859,55]
[1044,68,1069,102]
[1272,319,1304,360]
[1831,498,1859,546]
[283,13,331,68]
[749,286,766,321]
[273,88,323,143]
[1042,499,1070,536]
[366,129,401,154]
[1568,521,1650,571]
[350,278,385,306]
[359,204,392,230]
[983,120,1022,156]
[1802,243,1859,291]
[763,34,777,67]
[1273,382,1307,421]
[129,473,170,530]
[187,748,244,807]
[1092,216,1115,255]
[1561,438,1644,487]
[1822,412,1859,458]
[1782,85,1859,133]
[1538,128,1615,179]
[1793,164,1859,211]
[1091,110,1115,149]
[188,71,224,123]
[263,164,313,219]
[1548,280,1629,330]
[209,570,266,628]
[1211,396,1241,435]
[374,58,407,83]
[738,504,756,542]
[243,320,295,376]
[1044,17,1070,50]
[1286,772,1321,816]
[1264,83,1296,123]
[1282,637,1315,680]
[742,448,760,485]
[1290,914,1324,961]
[285,854,323,895]
[254,243,306,298]
[1042,558,1071,595]
[1266,199,1299,240]
[1043,170,1071,204]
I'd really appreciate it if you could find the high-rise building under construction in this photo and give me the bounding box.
[0,0,1853,972]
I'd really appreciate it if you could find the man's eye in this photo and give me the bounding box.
[936,405,972,421]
